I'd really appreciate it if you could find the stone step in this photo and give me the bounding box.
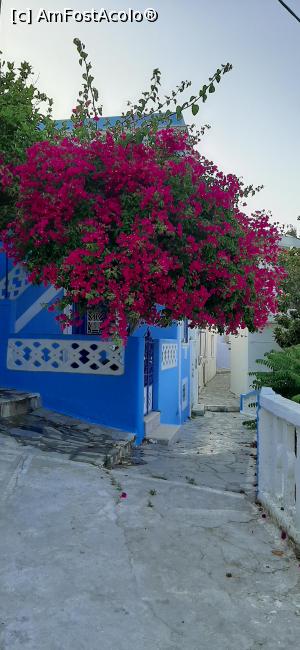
[147,424,181,446]
[192,404,240,415]
[144,411,161,437]
[205,404,240,413]
[0,390,41,418]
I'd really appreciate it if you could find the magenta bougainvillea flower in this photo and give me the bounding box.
[1,128,284,342]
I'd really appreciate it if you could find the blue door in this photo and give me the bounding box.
[144,329,154,415]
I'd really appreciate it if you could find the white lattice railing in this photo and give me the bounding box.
[240,390,258,419]
[161,342,178,370]
[258,387,300,544]
[0,265,30,300]
[7,338,124,375]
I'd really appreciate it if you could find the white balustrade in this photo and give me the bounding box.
[161,343,178,370]
[0,265,30,300]
[258,387,300,543]
[7,338,124,375]
[240,389,258,420]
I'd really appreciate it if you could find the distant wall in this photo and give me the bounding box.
[230,329,249,395]
[216,335,230,370]
[197,329,217,395]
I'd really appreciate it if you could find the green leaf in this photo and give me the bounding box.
[176,106,183,119]
[192,104,199,116]
[209,83,215,93]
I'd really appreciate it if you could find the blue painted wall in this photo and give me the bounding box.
[53,114,185,132]
[153,339,180,425]
[15,288,64,336]
[0,301,145,441]
[0,247,191,440]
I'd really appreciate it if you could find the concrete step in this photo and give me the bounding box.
[205,404,240,413]
[192,404,240,416]
[147,424,181,446]
[144,411,160,437]
[0,390,41,418]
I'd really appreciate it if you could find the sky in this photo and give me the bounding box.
[0,0,299,231]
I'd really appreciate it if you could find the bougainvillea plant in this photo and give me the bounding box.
[0,39,284,343]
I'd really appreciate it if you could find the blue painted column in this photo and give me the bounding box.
[134,335,146,445]
[0,300,15,385]
[153,339,160,413]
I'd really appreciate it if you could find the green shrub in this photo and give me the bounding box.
[251,345,300,401]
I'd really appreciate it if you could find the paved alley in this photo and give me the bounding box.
[1,411,300,650]
[197,371,240,411]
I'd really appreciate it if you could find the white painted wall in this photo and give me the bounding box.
[198,329,217,394]
[248,323,281,375]
[206,331,217,383]
[229,328,249,395]
[230,323,281,396]
[216,334,230,369]
[190,328,217,403]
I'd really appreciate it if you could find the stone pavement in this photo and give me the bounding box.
[197,371,240,411]
[1,411,300,650]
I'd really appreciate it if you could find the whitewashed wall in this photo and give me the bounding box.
[230,322,281,397]
[248,323,281,373]
[190,328,217,404]
[216,334,230,370]
[229,328,249,395]
[198,329,217,394]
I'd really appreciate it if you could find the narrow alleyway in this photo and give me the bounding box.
[1,409,300,649]
[197,371,240,411]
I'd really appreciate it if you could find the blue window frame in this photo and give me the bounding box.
[72,305,106,335]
